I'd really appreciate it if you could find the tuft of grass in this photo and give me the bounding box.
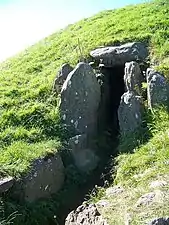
[0,140,61,178]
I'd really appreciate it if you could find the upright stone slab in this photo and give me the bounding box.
[124,61,144,95]
[118,91,144,134]
[118,61,144,134]
[59,62,101,137]
[146,68,168,108]
[68,134,99,172]
[12,153,65,203]
[90,42,148,67]
[53,63,73,94]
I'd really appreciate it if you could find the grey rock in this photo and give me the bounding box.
[148,217,169,225]
[136,190,163,207]
[150,180,167,189]
[53,63,73,94]
[69,134,88,150]
[118,61,145,134]
[0,177,14,193]
[124,61,144,95]
[136,192,156,207]
[105,186,124,197]
[96,200,110,208]
[90,42,148,67]
[12,153,64,202]
[65,203,109,225]
[118,91,144,134]
[147,69,168,108]
[69,134,99,172]
[59,62,100,136]
[96,71,111,132]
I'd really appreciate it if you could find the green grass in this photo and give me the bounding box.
[99,181,169,224]
[115,107,169,186]
[0,99,65,177]
[90,107,169,224]
[1,0,169,224]
[1,0,169,177]
[0,140,61,178]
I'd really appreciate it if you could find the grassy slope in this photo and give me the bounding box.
[0,0,169,224]
[0,1,169,199]
[1,0,169,178]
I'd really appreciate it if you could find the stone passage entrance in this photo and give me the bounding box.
[98,65,125,136]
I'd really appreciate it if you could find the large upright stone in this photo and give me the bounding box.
[124,61,143,95]
[59,62,101,137]
[118,61,144,134]
[53,63,73,94]
[123,61,144,135]
[118,91,144,134]
[90,42,148,67]
[68,134,99,172]
[146,69,168,108]
[11,153,65,203]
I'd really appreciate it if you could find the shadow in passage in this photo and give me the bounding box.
[97,65,125,139]
[55,158,115,225]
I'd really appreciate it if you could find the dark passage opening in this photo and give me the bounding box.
[98,66,125,137]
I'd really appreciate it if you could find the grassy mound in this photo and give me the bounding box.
[1,0,169,224]
[1,0,169,178]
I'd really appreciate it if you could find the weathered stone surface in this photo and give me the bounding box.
[69,134,99,172]
[148,217,169,225]
[124,61,144,95]
[53,63,73,94]
[150,180,167,189]
[147,69,168,108]
[96,200,110,208]
[118,61,144,135]
[59,62,100,136]
[118,91,144,134]
[136,192,156,207]
[96,71,111,132]
[105,186,124,197]
[12,153,64,202]
[0,177,14,193]
[65,203,109,225]
[136,190,164,207]
[69,134,88,150]
[90,42,148,67]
